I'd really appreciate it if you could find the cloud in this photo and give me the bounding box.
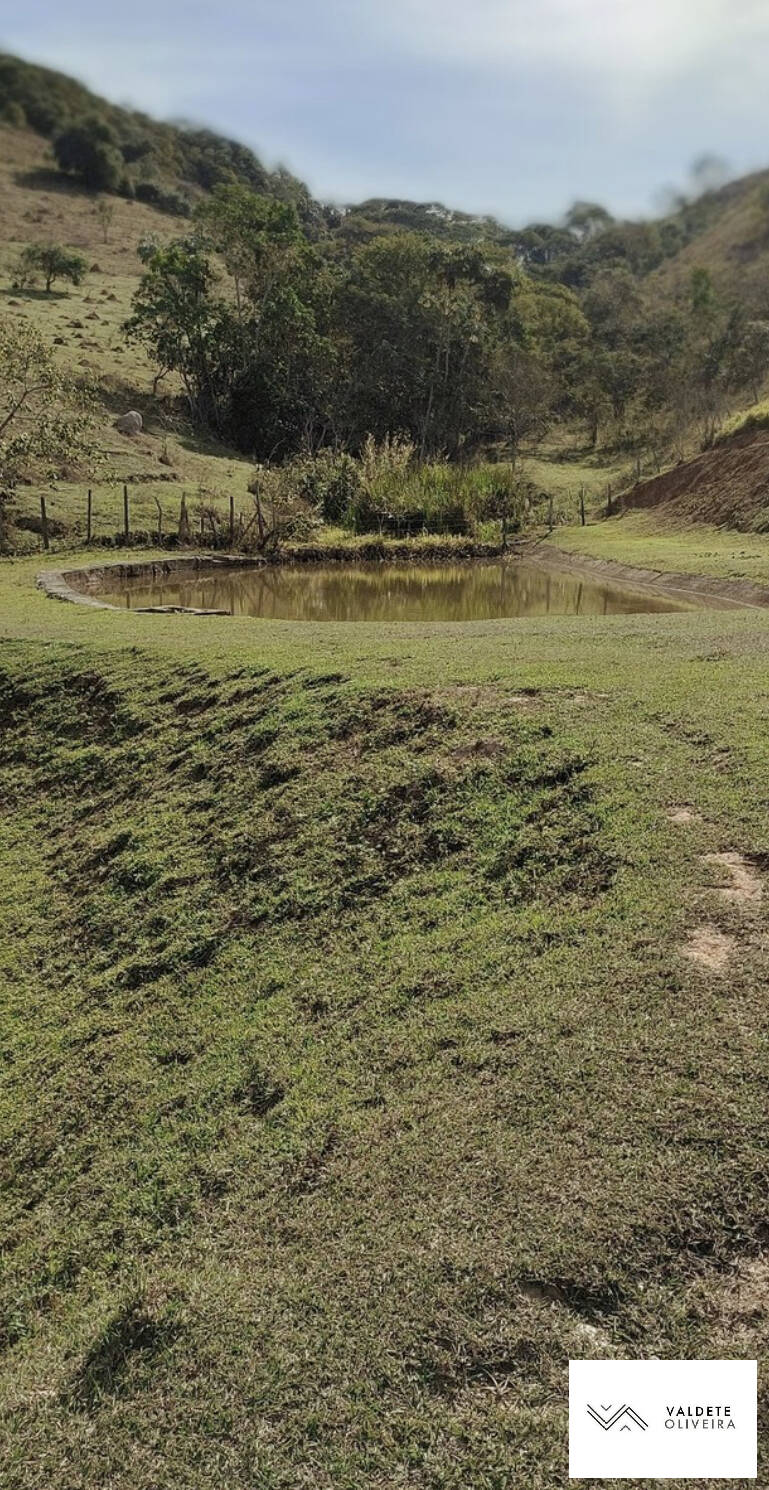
[4,0,769,222]
[353,0,769,80]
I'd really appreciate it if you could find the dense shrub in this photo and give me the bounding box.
[134,181,192,217]
[54,117,123,191]
[13,243,87,293]
[283,451,363,523]
[1,99,26,127]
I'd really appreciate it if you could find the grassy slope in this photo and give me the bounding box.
[550,508,769,583]
[2,549,769,1488]
[649,166,769,305]
[0,124,254,545]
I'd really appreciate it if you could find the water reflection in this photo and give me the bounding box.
[101,559,702,623]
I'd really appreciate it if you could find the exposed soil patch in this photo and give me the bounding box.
[620,426,769,531]
[705,1256,769,1356]
[703,851,763,907]
[681,924,736,972]
[726,1256,769,1320]
[667,806,701,824]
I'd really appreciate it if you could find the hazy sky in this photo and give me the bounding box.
[4,0,769,224]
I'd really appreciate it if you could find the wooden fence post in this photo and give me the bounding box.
[154,497,163,544]
[229,493,235,549]
[86,488,92,543]
[548,494,554,532]
[580,487,586,527]
[123,483,129,541]
[178,494,190,545]
[40,495,50,551]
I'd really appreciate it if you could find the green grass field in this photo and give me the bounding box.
[2,533,769,1488]
[550,508,769,583]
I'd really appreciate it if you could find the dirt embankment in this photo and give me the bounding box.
[621,426,769,529]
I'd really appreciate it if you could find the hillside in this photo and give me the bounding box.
[0,121,255,543]
[647,168,769,310]
[3,50,769,552]
[617,423,769,531]
[0,52,324,231]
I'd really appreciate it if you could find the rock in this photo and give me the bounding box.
[114,410,143,435]
[159,450,173,466]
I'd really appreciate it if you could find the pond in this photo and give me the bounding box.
[98,558,709,623]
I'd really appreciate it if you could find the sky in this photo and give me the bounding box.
[3,0,769,225]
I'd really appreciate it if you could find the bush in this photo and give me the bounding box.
[13,243,87,293]
[134,181,192,217]
[53,117,123,191]
[272,440,529,539]
[282,450,362,523]
[1,100,26,128]
[245,466,323,550]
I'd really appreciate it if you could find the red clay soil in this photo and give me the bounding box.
[622,427,769,529]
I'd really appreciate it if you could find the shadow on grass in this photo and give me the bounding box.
[1,286,72,303]
[14,167,90,195]
[67,1299,181,1412]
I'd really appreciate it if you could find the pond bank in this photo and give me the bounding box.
[534,537,769,609]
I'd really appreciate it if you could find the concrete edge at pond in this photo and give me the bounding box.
[530,540,769,610]
[37,554,273,615]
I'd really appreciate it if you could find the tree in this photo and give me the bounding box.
[14,243,87,294]
[53,116,123,191]
[125,238,229,426]
[127,208,336,457]
[1,99,26,127]
[195,185,306,321]
[564,200,614,243]
[727,318,769,402]
[95,197,116,244]
[690,153,731,196]
[0,319,95,544]
[335,235,536,457]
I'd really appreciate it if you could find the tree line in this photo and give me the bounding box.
[125,182,769,466]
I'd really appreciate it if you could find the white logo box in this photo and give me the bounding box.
[569,1359,757,1480]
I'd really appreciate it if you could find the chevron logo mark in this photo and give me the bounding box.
[587,1402,648,1432]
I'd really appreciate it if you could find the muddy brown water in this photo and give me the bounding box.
[97,558,713,623]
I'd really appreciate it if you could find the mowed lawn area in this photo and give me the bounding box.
[2,537,769,1489]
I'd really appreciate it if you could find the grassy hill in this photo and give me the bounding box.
[0,120,256,544]
[0,52,323,229]
[647,168,769,310]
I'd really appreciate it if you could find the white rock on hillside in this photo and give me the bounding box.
[114,410,143,435]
